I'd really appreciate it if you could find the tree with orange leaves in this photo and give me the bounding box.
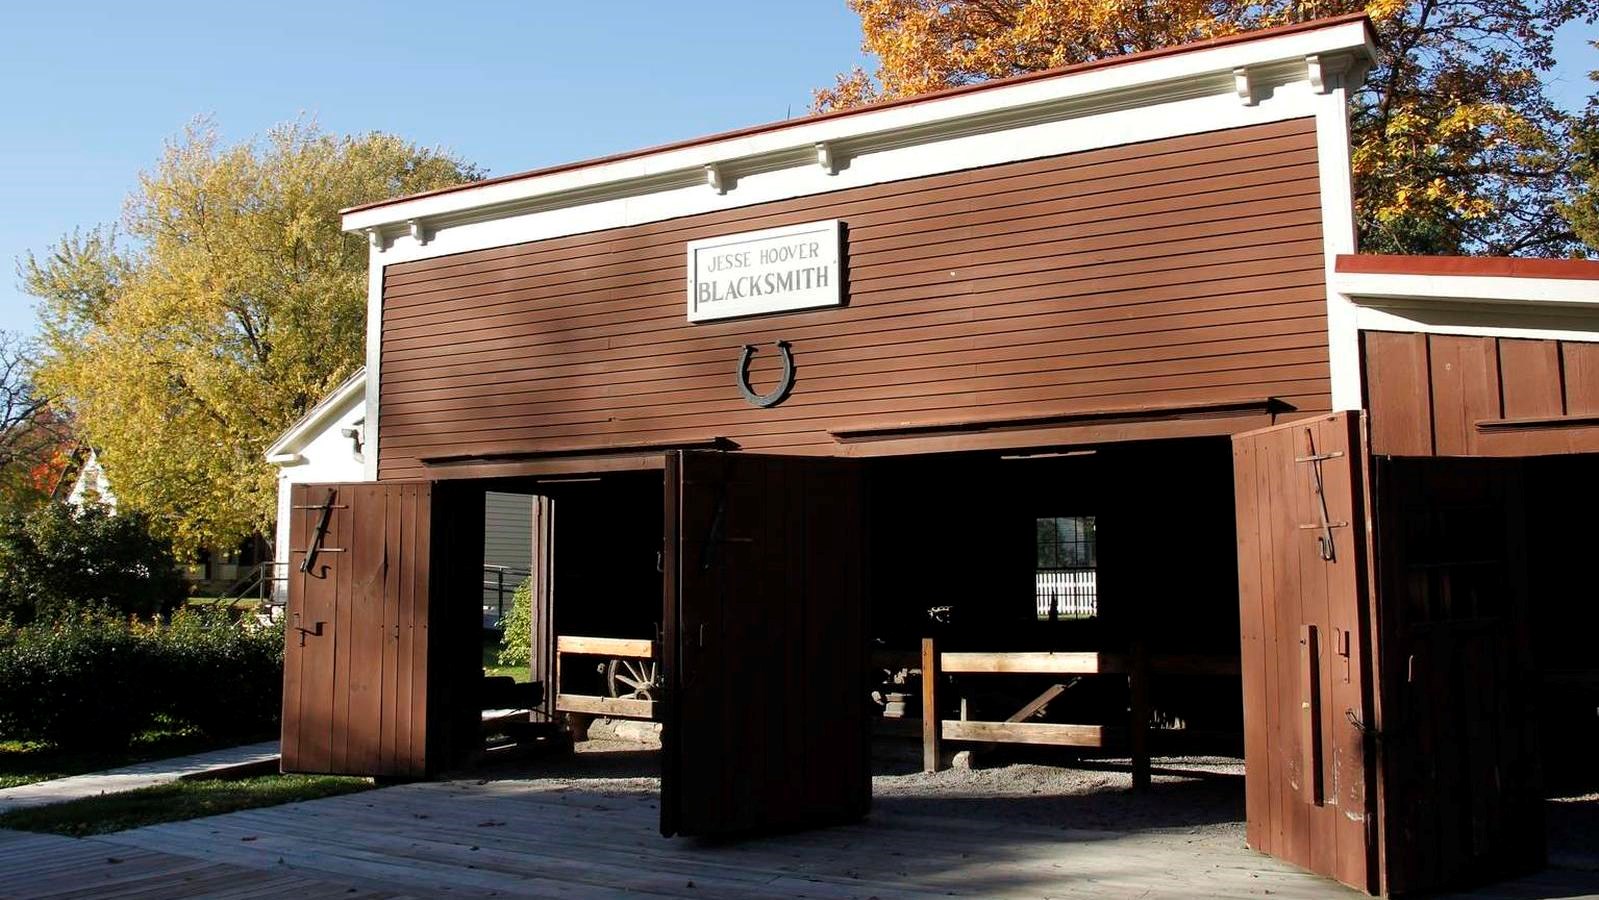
[0,332,73,515]
[816,0,1599,257]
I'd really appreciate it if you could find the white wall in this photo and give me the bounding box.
[65,450,116,510]
[271,391,368,602]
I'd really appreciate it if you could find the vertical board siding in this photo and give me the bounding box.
[282,483,433,778]
[1562,342,1599,415]
[1232,413,1373,894]
[662,452,868,837]
[377,120,1330,479]
[1496,339,1563,418]
[1364,332,1599,456]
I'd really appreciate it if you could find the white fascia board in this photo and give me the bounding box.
[342,19,1374,236]
[368,81,1331,268]
[264,369,368,460]
[1342,272,1599,343]
[1356,303,1599,344]
[1334,272,1599,307]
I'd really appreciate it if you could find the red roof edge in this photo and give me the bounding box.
[343,12,1376,218]
[1336,254,1599,281]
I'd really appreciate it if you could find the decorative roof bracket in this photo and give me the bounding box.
[1233,67,1259,106]
[816,141,839,175]
[705,163,727,195]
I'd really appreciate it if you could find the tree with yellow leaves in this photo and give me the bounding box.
[817,0,1599,256]
[21,121,481,556]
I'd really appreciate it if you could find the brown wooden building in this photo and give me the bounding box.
[278,14,1599,896]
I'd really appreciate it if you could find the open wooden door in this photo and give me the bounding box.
[282,482,438,778]
[660,451,870,837]
[1370,457,1543,894]
[1232,413,1378,893]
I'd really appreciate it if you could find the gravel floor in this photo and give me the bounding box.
[472,734,1597,870]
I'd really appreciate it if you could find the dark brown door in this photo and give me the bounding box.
[1232,413,1377,893]
[660,451,870,837]
[282,482,434,777]
[1371,457,1543,894]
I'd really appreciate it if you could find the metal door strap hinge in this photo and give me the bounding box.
[1299,428,1340,562]
[300,490,339,573]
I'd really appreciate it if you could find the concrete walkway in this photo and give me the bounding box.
[0,741,279,813]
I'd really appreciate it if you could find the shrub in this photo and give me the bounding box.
[157,607,284,738]
[496,578,533,668]
[0,503,184,624]
[0,608,283,749]
[0,613,152,747]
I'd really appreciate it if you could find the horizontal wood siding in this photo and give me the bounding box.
[1363,331,1599,456]
[379,119,1330,479]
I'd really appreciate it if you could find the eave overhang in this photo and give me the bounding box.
[342,15,1378,244]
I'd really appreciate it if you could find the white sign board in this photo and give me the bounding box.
[686,220,842,322]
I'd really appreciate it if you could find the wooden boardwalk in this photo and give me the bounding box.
[3,769,1595,898]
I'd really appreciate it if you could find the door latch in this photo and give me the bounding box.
[292,613,325,647]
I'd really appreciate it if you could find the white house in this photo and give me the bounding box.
[265,367,533,623]
[64,448,116,510]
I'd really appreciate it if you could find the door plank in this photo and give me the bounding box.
[281,482,434,779]
[1231,414,1376,893]
[661,452,868,837]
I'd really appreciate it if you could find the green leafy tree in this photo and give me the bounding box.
[21,120,483,555]
[1561,45,1599,251]
[0,503,184,624]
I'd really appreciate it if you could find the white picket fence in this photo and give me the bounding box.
[1035,570,1098,620]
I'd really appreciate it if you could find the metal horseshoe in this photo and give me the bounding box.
[736,341,796,408]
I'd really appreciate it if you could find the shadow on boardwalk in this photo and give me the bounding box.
[1,741,1594,899]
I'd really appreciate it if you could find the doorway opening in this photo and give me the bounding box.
[863,437,1247,805]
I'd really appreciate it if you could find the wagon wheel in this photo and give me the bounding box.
[605,658,658,702]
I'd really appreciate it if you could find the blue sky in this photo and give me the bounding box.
[0,3,1593,338]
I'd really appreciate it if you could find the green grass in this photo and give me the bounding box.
[0,727,275,790]
[483,635,530,683]
[0,774,373,836]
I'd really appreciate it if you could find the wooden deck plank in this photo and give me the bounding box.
[106,781,1339,900]
[11,768,1587,900]
[0,828,394,900]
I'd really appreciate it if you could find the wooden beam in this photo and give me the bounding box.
[1007,683,1072,723]
[921,638,941,773]
[941,720,1111,748]
[941,651,1117,675]
[830,397,1288,441]
[556,636,656,658]
[1129,641,1151,792]
[554,694,654,719]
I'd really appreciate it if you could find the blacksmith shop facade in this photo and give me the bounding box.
[279,13,1599,896]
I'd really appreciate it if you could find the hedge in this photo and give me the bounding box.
[0,608,283,749]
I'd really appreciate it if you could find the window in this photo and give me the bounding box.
[1035,515,1097,620]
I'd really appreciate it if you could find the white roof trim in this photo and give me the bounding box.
[265,368,367,462]
[342,19,1376,237]
[1334,271,1599,308]
[1337,272,1599,344]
